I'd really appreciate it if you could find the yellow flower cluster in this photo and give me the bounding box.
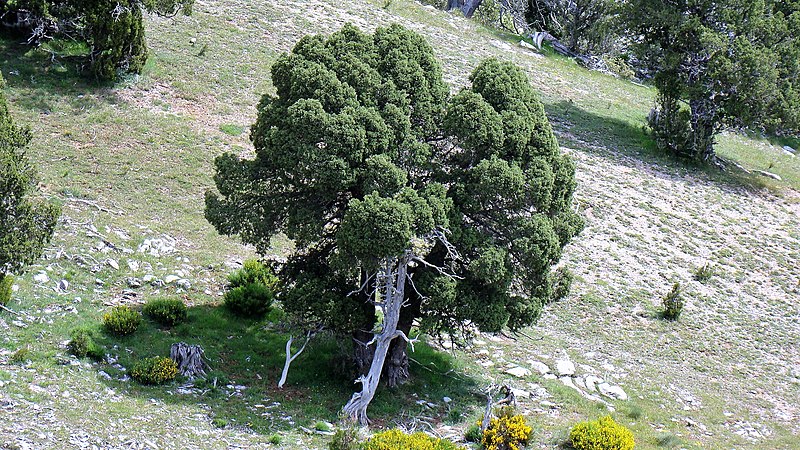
[569,415,635,450]
[481,413,532,450]
[131,356,178,385]
[362,429,463,450]
[102,305,141,336]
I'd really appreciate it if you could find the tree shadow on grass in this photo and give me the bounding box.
[92,304,480,434]
[0,32,122,113]
[545,100,778,194]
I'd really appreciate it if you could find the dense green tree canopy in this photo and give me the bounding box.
[0,0,193,80]
[0,74,59,287]
[206,24,582,366]
[626,0,800,160]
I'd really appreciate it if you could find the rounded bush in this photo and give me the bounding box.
[67,326,102,359]
[130,356,178,385]
[569,415,635,450]
[361,429,463,450]
[102,305,141,336]
[0,274,13,306]
[227,259,278,290]
[329,428,360,450]
[482,407,532,450]
[143,297,187,326]
[223,282,273,318]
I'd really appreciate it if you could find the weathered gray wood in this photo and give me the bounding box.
[170,342,209,378]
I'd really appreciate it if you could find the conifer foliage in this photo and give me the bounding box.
[627,0,800,161]
[0,0,193,80]
[0,74,59,302]
[205,24,582,419]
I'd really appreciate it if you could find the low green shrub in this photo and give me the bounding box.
[482,406,532,450]
[361,429,463,450]
[142,297,187,326]
[0,274,13,306]
[692,264,713,282]
[103,305,141,335]
[464,424,482,443]
[228,259,278,290]
[569,415,635,450]
[661,283,683,321]
[268,434,283,445]
[130,356,178,385]
[68,326,103,359]
[549,266,574,303]
[224,282,274,318]
[9,347,30,364]
[329,428,360,450]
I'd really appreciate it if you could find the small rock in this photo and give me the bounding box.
[574,376,587,390]
[543,373,557,380]
[176,279,191,290]
[597,383,628,401]
[142,274,155,283]
[106,259,119,270]
[519,40,538,51]
[442,396,452,403]
[33,273,49,283]
[165,275,180,284]
[511,388,530,399]
[505,366,532,378]
[539,400,558,409]
[783,145,796,154]
[584,375,603,392]
[95,278,104,286]
[127,260,140,272]
[97,371,112,380]
[555,359,575,376]
[530,360,551,375]
[57,279,69,292]
[560,376,579,391]
[126,278,142,288]
[189,37,197,45]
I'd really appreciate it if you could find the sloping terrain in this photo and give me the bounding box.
[1,0,798,449]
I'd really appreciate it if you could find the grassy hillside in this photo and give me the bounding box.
[1,0,799,449]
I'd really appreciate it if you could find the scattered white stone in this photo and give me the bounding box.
[126,278,142,288]
[783,145,796,155]
[529,360,551,375]
[442,396,452,403]
[555,360,575,376]
[106,259,119,270]
[584,375,603,392]
[176,279,191,290]
[560,376,579,392]
[543,373,557,380]
[142,274,155,283]
[127,260,140,272]
[33,273,49,283]
[505,366,532,378]
[598,383,628,401]
[511,388,530,399]
[574,376,587,390]
[165,275,180,284]
[57,279,69,292]
[539,400,558,409]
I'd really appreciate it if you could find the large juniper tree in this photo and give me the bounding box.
[626,0,800,161]
[205,24,582,424]
[0,74,59,305]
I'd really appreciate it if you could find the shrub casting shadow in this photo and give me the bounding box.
[92,304,479,434]
[545,100,777,195]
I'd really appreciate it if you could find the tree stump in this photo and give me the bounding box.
[170,342,209,378]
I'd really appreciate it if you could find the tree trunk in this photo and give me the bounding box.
[343,255,410,425]
[384,321,411,387]
[446,0,484,18]
[689,99,717,161]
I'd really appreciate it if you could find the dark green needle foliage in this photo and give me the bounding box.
[0,0,193,80]
[205,24,582,358]
[626,0,800,161]
[0,74,60,304]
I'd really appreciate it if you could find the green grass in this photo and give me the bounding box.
[1,0,799,448]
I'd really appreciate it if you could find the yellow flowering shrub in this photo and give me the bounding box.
[569,416,635,450]
[481,407,532,450]
[102,306,141,336]
[361,429,463,450]
[131,356,178,385]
